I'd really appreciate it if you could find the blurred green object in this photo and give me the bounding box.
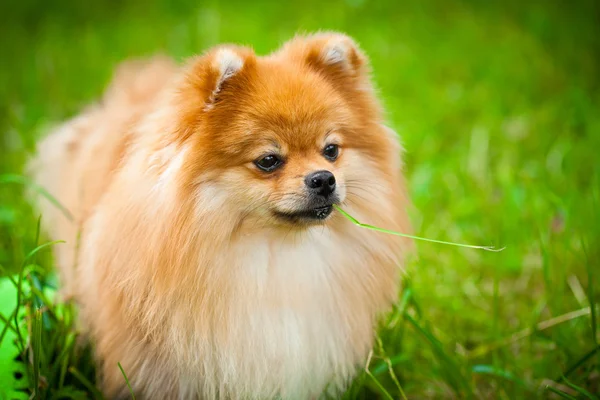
[0,277,28,400]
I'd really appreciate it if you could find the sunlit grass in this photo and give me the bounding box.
[1,0,599,398]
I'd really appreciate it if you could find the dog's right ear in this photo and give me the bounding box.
[183,45,256,111]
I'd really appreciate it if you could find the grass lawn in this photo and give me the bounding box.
[1,0,599,398]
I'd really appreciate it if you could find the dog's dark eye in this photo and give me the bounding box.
[255,154,283,172]
[323,144,339,161]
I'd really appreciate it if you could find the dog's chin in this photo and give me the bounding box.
[273,205,334,224]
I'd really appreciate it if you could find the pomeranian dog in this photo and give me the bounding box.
[30,32,411,399]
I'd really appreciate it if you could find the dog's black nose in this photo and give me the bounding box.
[305,170,336,197]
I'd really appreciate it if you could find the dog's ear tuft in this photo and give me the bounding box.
[209,48,245,105]
[317,34,363,72]
[183,45,255,111]
[281,33,369,84]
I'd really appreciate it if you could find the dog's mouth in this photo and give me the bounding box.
[273,205,334,222]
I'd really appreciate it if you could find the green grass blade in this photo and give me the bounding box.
[581,238,597,346]
[559,344,600,381]
[375,336,408,400]
[545,386,577,400]
[468,307,593,359]
[0,266,19,287]
[69,367,104,400]
[49,387,89,400]
[371,354,409,376]
[34,215,42,258]
[12,240,65,360]
[333,205,504,252]
[118,362,136,400]
[404,313,472,398]
[471,365,528,388]
[56,333,77,389]
[561,376,599,400]
[363,351,394,400]
[31,308,44,398]
[0,174,73,221]
[29,273,56,312]
[387,287,412,329]
[23,241,66,266]
[0,307,18,345]
[14,253,29,355]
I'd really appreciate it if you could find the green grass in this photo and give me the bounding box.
[1,0,599,398]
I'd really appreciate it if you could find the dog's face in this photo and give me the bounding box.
[203,68,358,225]
[173,34,399,228]
[231,102,348,223]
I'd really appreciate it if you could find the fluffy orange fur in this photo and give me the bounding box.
[30,33,411,399]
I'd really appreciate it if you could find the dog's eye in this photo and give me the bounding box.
[255,154,283,172]
[323,144,339,161]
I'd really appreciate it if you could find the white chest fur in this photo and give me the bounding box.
[176,228,383,400]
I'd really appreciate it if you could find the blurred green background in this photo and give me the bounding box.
[1,0,599,398]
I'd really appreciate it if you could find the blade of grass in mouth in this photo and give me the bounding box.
[333,205,504,252]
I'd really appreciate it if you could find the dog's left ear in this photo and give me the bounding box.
[281,33,370,88]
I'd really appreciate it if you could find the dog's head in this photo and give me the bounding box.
[168,33,402,229]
